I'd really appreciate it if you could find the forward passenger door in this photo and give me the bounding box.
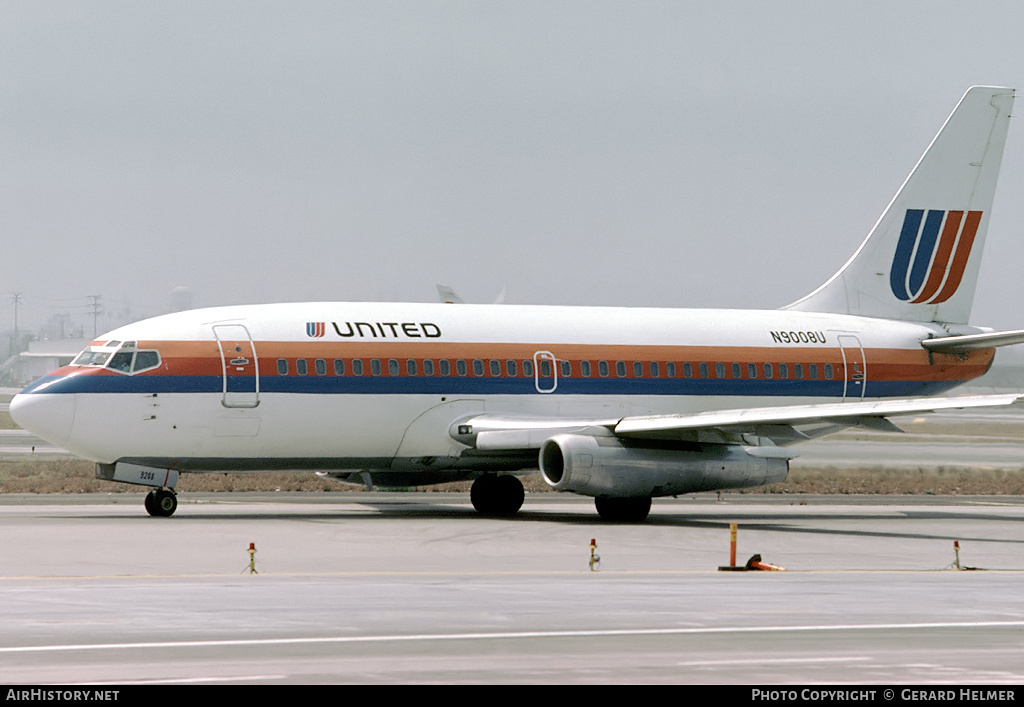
[213,324,260,408]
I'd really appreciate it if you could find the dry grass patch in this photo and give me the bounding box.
[2,457,1024,496]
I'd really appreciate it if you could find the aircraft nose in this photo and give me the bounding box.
[9,393,76,446]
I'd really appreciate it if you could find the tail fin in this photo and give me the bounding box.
[786,86,1014,325]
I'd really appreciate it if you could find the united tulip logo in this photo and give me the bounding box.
[890,209,982,304]
[306,322,326,338]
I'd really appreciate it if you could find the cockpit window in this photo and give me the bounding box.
[73,345,162,374]
[108,351,134,373]
[133,351,160,371]
[107,349,162,374]
[72,350,112,367]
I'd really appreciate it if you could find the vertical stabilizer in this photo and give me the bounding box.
[786,86,1014,324]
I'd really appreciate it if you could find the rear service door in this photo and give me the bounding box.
[837,334,866,401]
[213,324,260,408]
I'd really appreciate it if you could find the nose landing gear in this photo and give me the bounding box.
[144,489,178,517]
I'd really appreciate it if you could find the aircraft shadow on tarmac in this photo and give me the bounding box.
[104,498,1024,546]
[652,516,1024,546]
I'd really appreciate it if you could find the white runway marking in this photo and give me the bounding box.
[72,676,287,686]
[4,620,1024,654]
[675,656,871,667]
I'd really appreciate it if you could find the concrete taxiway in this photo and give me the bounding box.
[1,492,1023,684]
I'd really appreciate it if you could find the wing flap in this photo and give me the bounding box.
[614,394,1020,441]
[451,395,1020,451]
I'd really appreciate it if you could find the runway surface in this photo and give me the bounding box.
[1,492,1023,684]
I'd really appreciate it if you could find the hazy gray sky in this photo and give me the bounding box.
[5,1,1024,335]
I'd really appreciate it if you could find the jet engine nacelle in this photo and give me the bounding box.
[538,434,789,498]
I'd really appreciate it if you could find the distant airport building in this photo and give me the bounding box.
[0,339,87,386]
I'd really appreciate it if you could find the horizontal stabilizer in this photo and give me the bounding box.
[922,329,1024,353]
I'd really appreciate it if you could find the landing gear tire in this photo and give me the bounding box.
[471,474,525,517]
[595,496,651,523]
[145,489,178,518]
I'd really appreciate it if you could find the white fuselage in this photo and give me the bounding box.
[11,302,993,474]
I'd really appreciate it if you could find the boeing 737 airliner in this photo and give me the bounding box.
[11,86,1024,520]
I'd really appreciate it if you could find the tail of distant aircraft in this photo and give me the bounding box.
[436,284,464,304]
[787,85,1014,325]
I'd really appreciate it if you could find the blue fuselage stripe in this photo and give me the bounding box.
[20,373,965,399]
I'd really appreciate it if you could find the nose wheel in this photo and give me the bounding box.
[144,489,178,517]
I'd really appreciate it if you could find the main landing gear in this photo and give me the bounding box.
[470,474,525,517]
[594,496,652,523]
[144,488,178,517]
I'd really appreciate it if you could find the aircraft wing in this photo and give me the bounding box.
[453,394,1021,450]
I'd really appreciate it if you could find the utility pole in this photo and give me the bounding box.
[9,292,21,358]
[88,295,102,339]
